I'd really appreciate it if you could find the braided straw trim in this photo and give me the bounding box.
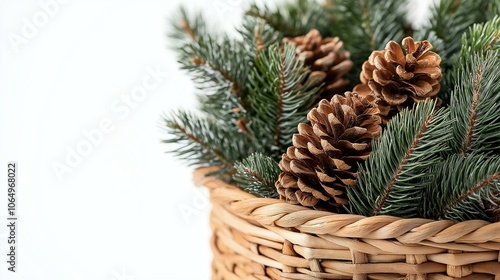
[194,168,500,246]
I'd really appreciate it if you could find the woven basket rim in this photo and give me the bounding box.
[194,167,500,245]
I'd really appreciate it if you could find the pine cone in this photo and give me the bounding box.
[284,29,353,102]
[353,37,442,124]
[484,191,500,222]
[276,92,382,212]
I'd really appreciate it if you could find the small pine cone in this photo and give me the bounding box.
[488,206,500,222]
[276,92,382,212]
[353,37,442,124]
[484,191,500,222]
[284,29,353,102]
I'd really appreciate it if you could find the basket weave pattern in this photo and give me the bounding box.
[194,169,500,280]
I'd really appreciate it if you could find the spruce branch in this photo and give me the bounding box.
[161,110,252,175]
[180,36,250,116]
[487,1,500,19]
[331,0,408,84]
[245,0,334,37]
[416,0,490,64]
[347,101,452,218]
[441,15,500,97]
[414,0,494,103]
[169,7,205,45]
[424,154,500,222]
[239,17,282,60]
[247,43,320,159]
[169,8,252,121]
[233,153,280,198]
[449,51,500,155]
[458,16,500,64]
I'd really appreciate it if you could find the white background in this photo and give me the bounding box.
[0,1,433,279]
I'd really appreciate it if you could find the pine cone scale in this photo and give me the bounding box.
[329,60,353,78]
[414,66,441,79]
[295,190,318,206]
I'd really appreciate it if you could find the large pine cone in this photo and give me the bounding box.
[276,92,382,212]
[354,37,442,124]
[284,29,353,102]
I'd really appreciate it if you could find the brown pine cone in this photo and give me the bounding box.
[275,92,382,212]
[353,37,442,124]
[484,191,500,222]
[283,29,353,102]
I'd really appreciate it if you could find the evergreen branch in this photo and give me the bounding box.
[458,16,500,63]
[233,153,280,198]
[331,0,408,84]
[487,1,500,19]
[180,36,248,94]
[415,0,494,103]
[439,173,500,218]
[203,61,240,94]
[247,43,320,159]
[347,101,452,218]
[169,8,253,120]
[372,111,434,216]
[169,7,206,46]
[180,19,196,41]
[449,51,500,155]
[245,0,334,37]
[461,63,483,155]
[161,110,252,172]
[179,33,251,120]
[419,0,490,63]
[239,17,282,60]
[246,9,295,36]
[424,155,500,222]
[274,52,286,148]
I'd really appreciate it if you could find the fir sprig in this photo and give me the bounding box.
[423,154,500,222]
[449,51,500,155]
[233,153,280,198]
[170,7,251,122]
[415,0,496,103]
[488,1,500,19]
[161,110,253,176]
[415,0,491,66]
[328,0,409,84]
[458,16,500,62]
[239,17,282,60]
[247,44,320,159]
[347,101,452,218]
[190,37,251,120]
[245,0,333,37]
[169,7,205,46]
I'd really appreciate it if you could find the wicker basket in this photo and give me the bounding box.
[194,168,500,280]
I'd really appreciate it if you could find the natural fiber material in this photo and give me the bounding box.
[195,168,500,280]
[283,29,353,102]
[276,93,381,213]
[354,37,442,124]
